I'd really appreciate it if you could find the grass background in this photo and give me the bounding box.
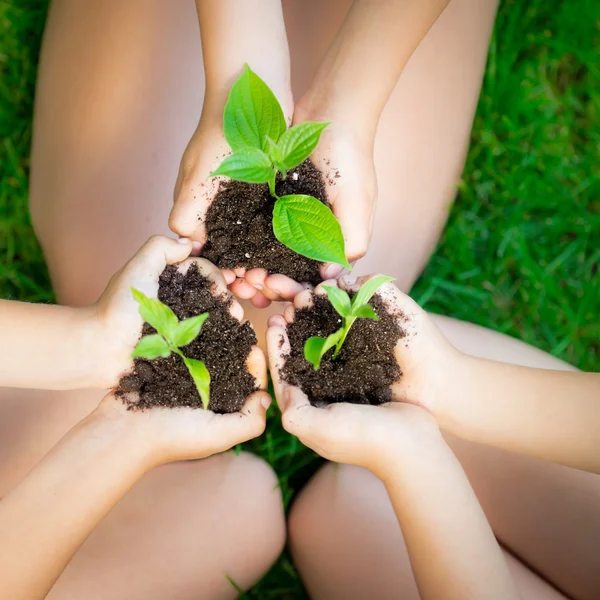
[1,0,598,597]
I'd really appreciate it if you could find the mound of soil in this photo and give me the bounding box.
[118,263,258,413]
[281,293,405,406]
[202,159,328,285]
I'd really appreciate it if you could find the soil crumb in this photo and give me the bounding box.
[203,159,327,284]
[281,294,405,405]
[117,264,258,413]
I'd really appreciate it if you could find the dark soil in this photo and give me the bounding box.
[117,264,258,413]
[202,159,328,285]
[281,293,405,406]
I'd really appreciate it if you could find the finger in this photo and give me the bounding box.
[230,278,258,300]
[177,257,230,297]
[281,386,317,435]
[191,241,203,256]
[246,345,268,390]
[320,263,346,281]
[245,268,268,289]
[122,236,193,297]
[264,274,305,301]
[212,391,270,448]
[234,267,246,278]
[293,289,314,310]
[250,290,272,309]
[221,269,236,285]
[265,323,291,408]
[229,298,244,322]
[259,286,282,302]
[331,188,372,263]
[267,313,287,328]
[314,279,338,296]
[283,303,296,323]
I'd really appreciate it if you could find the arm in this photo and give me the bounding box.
[276,388,519,600]
[0,236,194,391]
[0,390,269,600]
[440,357,600,472]
[0,301,100,389]
[382,422,518,600]
[297,0,450,132]
[196,0,292,118]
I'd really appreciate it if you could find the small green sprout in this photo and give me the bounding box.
[304,275,395,370]
[210,64,350,270]
[130,288,211,409]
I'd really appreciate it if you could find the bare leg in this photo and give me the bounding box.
[3,1,284,596]
[289,320,600,600]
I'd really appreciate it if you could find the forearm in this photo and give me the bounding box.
[299,0,450,133]
[440,355,600,472]
[0,405,153,600]
[0,300,101,389]
[196,0,292,118]
[382,439,518,600]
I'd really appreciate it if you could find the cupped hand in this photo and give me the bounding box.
[94,389,270,467]
[266,274,458,416]
[251,109,378,303]
[94,236,267,394]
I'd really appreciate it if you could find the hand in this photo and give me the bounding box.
[93,236,267,394]
[266,274,459,416]
[169,95,295,310]
[250,104,378,303]
[92,388,271,468]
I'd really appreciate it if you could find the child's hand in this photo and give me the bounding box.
[266,274,459,416]
[93,236,266,392]
[279,386,441,479]
[93,388,270,466]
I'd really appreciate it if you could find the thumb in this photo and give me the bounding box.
[209,391,271,450]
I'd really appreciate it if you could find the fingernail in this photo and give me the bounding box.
[254,284,263,291]
[178,237,190,244]
[323,264,343,279]
[342,274,356,286]
[270,288,281,296]
[261,395,272,410]
[283,387,291,404]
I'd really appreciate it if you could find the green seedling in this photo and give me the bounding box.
[304,275,395,370]
[210,64,351,270]
[130,288,211,409]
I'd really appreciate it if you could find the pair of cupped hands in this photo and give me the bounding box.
[91,236,453,481]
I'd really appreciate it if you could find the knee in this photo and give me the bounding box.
[209,451,286,589]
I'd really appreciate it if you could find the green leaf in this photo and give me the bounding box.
[273,195,351,268]
[265,136,286,174]
[351,275,396,310]
[210,148,273,183]
[131,288,178,340]
[173,313,209,347]
[131,334,172,360]
[223,64,286,151]
[183,357,211,410]
[277,122,330,170]
[322,285,351,318]
[304,329,344,370]
[351,304,380,321]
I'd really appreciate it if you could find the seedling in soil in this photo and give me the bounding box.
[304,275,395,370]
[130,288,211,409]
[210,64,351,270]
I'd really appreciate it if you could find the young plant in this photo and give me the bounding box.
[130,288,211,409]
[304,275,395,370]
[210,64,351,270]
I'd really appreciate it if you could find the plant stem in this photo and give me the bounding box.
[332,317,356,358]
[268,172,278,199]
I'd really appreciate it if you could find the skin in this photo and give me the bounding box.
[0,237,275,600]
[266,276,600,597]
[169,0,452,307]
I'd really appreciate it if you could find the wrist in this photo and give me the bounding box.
[295,88,378,147]
[85,399,158,473]
[65,306,108,389]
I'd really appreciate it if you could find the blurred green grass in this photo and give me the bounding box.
[1,0,598,597]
